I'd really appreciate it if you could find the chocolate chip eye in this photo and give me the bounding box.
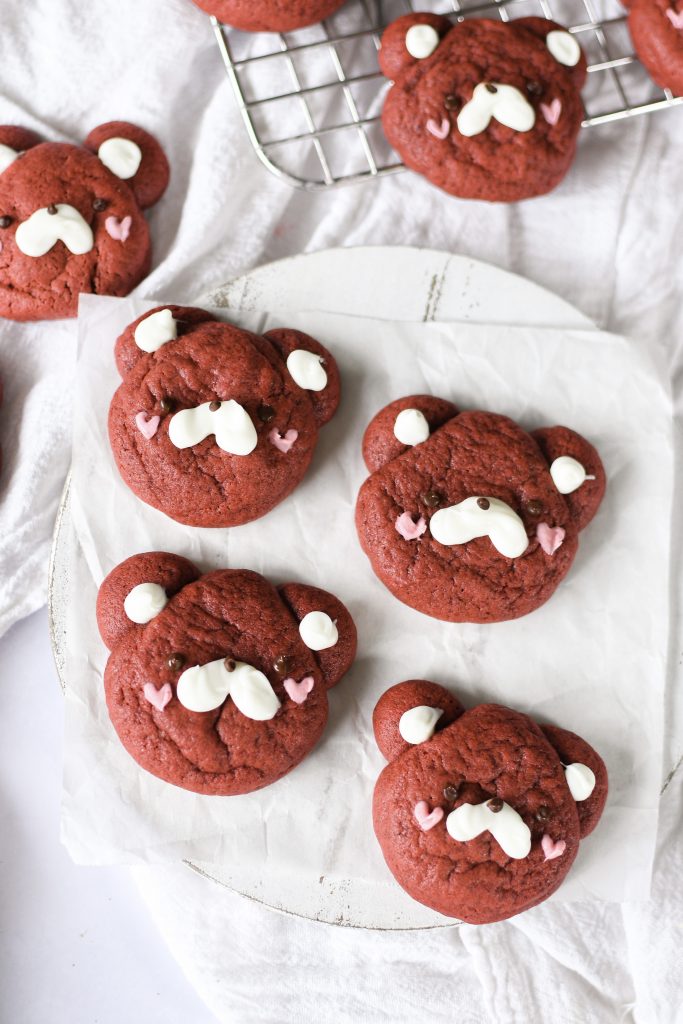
[443,784,460,801]
[422,491,443,508]
[209,400,221,412]
[527,499,544,516]
[224,658,236,672]
[92,197,108,212]
[526,81,544,96]
[159,397,175,414]
[46,204,58,215]
[0,215,12,228]
[258,404,275,423]
[477,498,491,510]
[444,94,458,110]
[272,654,291,677]
[536,805,550,822]
[167,653,185,672]
[487,797,504,812]
[485,83,498,94]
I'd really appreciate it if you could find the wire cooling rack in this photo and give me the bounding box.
[212,0,683,189]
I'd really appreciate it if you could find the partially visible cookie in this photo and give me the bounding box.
[97,552,357,795]
[191,0,346,31]
[108,306,340,527]
[373,680,608,924]
[629,0,683,95]
[0,123,169,321]
[355,397,606,623]
[379,14,587,201]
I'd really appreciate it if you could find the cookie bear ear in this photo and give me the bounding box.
[84,122,170,209]
[532,425,606,532]
[516,17,587,89]
[0,126,43,174]
[541,724,608,838]
[263,328,340,427]
[373,680,465,762]
[114,305,217,376]
[379,13,453,81]
[96,551,200,651]
[362,395,458,474]
[278,582,357,691]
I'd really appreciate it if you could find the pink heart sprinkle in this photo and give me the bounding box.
[537,522,565,555]
[105,214,132,242]
[269,428,298,453]
[135,411,160,440]
[414,800,445,832]
[666,8,683,28]
[426,117,450,140]
[541,833,566,861]
[284,675,315,704]
[143,682,173,712]
[541,98,562,126]
[395,511,427,541]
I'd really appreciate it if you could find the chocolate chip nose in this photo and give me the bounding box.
[485,83,498,94]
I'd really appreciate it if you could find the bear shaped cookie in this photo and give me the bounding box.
[97,552,357,795]
[0,123,169,321]
[372,680,608,923]
[379,15,587,201]
[628,0,683,96]
[190,0,346,32]
[109,305,340,527]
[355,396,605,623]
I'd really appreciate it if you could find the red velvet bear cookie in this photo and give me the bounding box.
[0,123,169,321]
[629,0,683,95]
[97,552,357,795]
[373,680,608,923]
[190,0,346,32]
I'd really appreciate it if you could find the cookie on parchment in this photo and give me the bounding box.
[379,15,587,201]
[97,551,357,795]
[355,396,605,623]
[372,680,608,924]
[108,305,340,527]
[0,123,169,321]
[191,0,346,31]
[629,0,683,95]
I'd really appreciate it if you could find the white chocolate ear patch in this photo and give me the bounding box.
[399,705,443,744]
[446,800,532,859]
[0,143,20,174]
[124,582,168,624]
[393,408,430,446]
[549,455,595,494]
[299,611,338,651]
[98,137,142,180]
[457,83,536,138]
[169,400,258,456]
[405,23,440,59]
[177,657,281,720]
[286,350,327,391]
[546,30,581,67]
[15,204,94,258]
[564,762,596,801]
[134,308,178,352]
[430,497,529,559]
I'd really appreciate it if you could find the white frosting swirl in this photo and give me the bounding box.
[546,30,581,67]
[286,349,328,391]
[446,801,532,859]
[564,762,596,801]
[457,83,535,138]
[123,582,168,624]
[405,24,440,59]
[134,308,178,352]
[299,611,338,651]
[98,137,142,179]
[15,204,94,257]
[168,399,257,456]
[393,408,430,446]
[399,705,443,745]
[0,143,20,174]
[430,496,529,558]
[550,455,592,495]
[177,658,281,720]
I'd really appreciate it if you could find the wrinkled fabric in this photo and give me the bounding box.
[0,0,681,1019]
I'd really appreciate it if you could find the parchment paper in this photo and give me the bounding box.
[62,294,673,907]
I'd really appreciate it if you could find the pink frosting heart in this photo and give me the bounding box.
[105,215,132,242]
[135,411,160,440]
[541,833,566,861]
[414,800,444,832]
[269,428,298,453]
[426,117,450,140]
[541,98,562,126]
[143,682,173,712]
[284,675,315,704]
[395,512,427,541]
[537,522,565,555]
[666,8,683,29]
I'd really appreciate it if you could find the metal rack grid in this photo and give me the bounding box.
[212,0,683,189]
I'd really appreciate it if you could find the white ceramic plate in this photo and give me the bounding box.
[49,246,596,929]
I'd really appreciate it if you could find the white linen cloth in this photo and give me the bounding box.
[0,0,681,1020]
